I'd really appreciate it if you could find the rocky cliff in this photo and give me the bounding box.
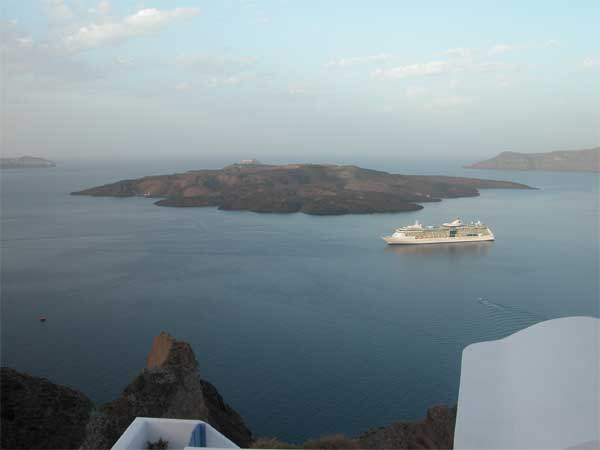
[71,163,533,215]
[0,368,94,449]
[2,333,456,449]
[358,405,456,449]
[465,147,600,172]
[80,331,252,449]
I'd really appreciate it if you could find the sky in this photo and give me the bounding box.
[1,0,599,163]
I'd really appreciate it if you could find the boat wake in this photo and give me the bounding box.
[475,297,547,336]
[425,297,548,349]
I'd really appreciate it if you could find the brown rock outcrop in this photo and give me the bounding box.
[0,367,94,449]
[80,332,252,449]
[147,331,180,369]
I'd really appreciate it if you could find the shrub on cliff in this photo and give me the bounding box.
[302,434,361,449]
[251,437,300,448]
[251,434,360,449]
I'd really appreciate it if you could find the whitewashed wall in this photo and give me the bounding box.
[455,316,599,450]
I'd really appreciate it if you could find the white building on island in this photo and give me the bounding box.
[239,159,261,165]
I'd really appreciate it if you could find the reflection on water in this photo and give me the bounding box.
[384,241,493,257]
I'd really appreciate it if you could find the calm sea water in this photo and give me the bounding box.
[1,159,598,442]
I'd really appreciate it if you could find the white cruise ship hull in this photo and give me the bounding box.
[382,229,495,245]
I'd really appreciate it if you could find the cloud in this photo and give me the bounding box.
[449,79,461,88]
[97,1,111,15]
[16,36,34,48]
[249,12,270,25]
[446,47,472,58]
[0,20,96,86]
[90,1,111,15]
[372,61,450,79]
[208,74,256,86]
[43,0,74,20]
[471,61,509,72]
[427,95,473,109]
[64,7,200,51]
[175,82,191,91]
[176,54,255,73]
[488,44,514,55]
[489,40,559,55]
[288,87,308,95]
[582,57,600,68]
[113,56,134,66]
[175,53,257,86]
[325,54,393,69]
[405,86,429,97]
[496,76,510,88]
[239,1,271,25]
[372,57,511,80]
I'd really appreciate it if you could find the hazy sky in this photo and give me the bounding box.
[1,0,599,162]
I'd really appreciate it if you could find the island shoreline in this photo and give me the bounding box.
[71,163,534,216]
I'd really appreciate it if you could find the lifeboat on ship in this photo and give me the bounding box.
[398,220,425,232]
[442,218,465,227]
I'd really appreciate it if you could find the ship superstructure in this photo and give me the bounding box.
[382,218,494,245]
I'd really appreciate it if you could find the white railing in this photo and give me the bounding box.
[111,418,239,450]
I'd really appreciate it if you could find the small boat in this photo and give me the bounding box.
[39,315,46,322]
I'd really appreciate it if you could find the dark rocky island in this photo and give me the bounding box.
[72,163,533,215]
[0,156,56,169]
[465,147,600,172]
[1,332,456,449]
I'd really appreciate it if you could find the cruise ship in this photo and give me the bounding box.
[382,218,495,245]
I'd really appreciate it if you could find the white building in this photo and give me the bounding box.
[455,316,599,450]
[111,418,238,450]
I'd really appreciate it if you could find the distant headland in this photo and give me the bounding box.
[71,162,533,215]
[465,147,600,172]
[0,156,56,169]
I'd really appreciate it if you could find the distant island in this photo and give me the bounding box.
[465,147,600,172]
[72,163,533,215]
[0,156,56,169]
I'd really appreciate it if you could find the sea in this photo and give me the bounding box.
[1,158,598,443]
